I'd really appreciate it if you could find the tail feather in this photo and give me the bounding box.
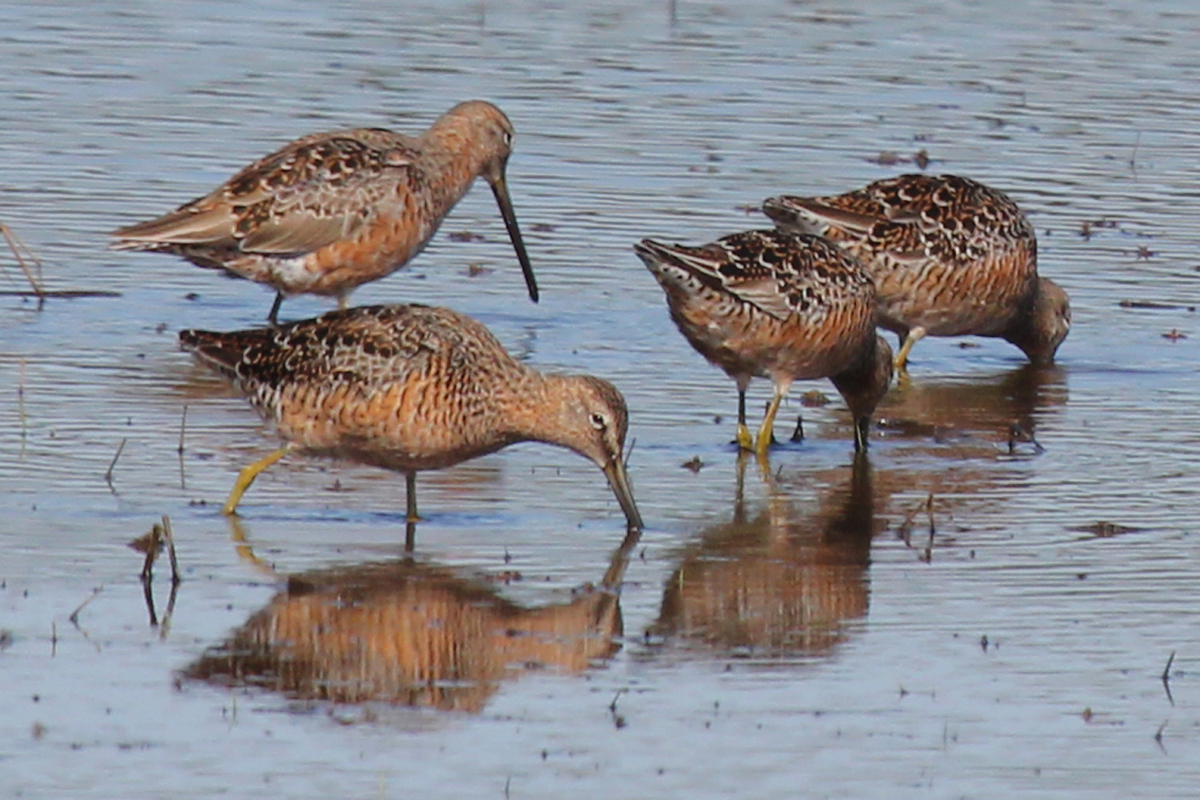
[111,204,235,248]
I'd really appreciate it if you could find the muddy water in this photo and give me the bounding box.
[3,0,1200,796]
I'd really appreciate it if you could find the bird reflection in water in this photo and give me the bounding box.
[874,363,1067,458]
[649,454,880,658]
[181,523,641,713]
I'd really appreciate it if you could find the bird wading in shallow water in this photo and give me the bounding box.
[180,304,643,542]
[114,100,539,325]
[635,229,893,455]
[763,174,1070,371]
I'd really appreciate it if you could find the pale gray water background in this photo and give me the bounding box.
[2,0,1200,797]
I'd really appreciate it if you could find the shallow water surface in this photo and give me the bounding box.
[3,1,1200,797]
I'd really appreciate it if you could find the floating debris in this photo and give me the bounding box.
[681,456,704,473]
[1119,299,1192,310]
[1069,521,1141,538]
[800,390,830,407]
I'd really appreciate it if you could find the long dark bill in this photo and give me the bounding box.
[489,172,540,303]
[603,457,644,532]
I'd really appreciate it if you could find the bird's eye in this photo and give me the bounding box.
[590,412,607,430]
[502,131,513,148]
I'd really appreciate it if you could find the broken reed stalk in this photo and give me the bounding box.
[104,438,127,485]
[161,515,181,585]
[138,524,162,582]
[68,586,103,626]
[17,357,27,442]
[177,405,188,454]
[0,220,45,305]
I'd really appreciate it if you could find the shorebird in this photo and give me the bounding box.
[113,100,539,325]
[635,229,892,454]
[180,304,642,534]
[763,174,1070,370]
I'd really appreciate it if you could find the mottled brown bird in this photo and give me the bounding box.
[763,174,1070,370]
[635,229,893,454]
[180,304,642,532]
[114,100,538,325]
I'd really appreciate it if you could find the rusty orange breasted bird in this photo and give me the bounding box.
[763,174,1069,371]
[635,229,892,455]
[114,100,538,325]
[180,304,642,533]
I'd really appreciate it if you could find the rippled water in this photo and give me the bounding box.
[4,0,1200,797]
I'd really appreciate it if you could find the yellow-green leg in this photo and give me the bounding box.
[735,387,754,451]
[755,389,785,455]
[337,294,350,311]
[894,326,927,371]
[222,445,290,516]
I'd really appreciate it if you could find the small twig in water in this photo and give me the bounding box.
[68,585,103,626]
[1162,650,1176,706]
[1155,719,1168,753]
[105,438,127,486]
[609,689,627,729]
[177,405,188,454]
[0,220,45,306]
[17,357,28,445]
[161,515,181,585]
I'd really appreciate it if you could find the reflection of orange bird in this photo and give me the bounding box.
[180,304,643,534]
[112,100,538,325]
[764,174,1070,370]
[875,364,1068,458]
[181,561,620,712]
[183,529,641,712]
[651,456,878,657]
[636,229,892,455]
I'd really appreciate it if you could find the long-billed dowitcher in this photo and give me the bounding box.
[180,304,642,533]
[763,174,1070,370]
[634,229,893,454]
[113,100,539,325]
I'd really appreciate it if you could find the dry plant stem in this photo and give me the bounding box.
[68,586,103,626]
[105,438,127,485]
[0,221,45,303]
[161,515,182,585]
[139,525,162,581]
[1162,650,1176,706]
[17,357,27,444]
[178,405,188,454]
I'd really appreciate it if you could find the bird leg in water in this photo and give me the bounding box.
[854,416,871,452]
[755,389,785,455]
[735,387,754,450]
[267,293,284,327]
[405,472,420,523]
[893,325,927,371]
[223,445,291,515]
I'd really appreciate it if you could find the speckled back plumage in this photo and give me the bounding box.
[763,174,1069,364]
[635,229,879,386]
[181,305,534,471]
